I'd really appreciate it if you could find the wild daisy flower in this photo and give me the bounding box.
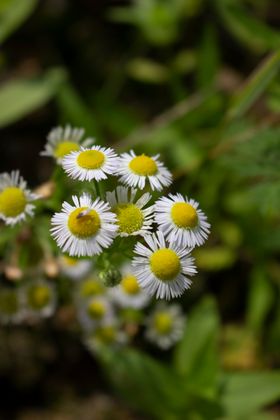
[62,145,119,182]
[0,170,38,226]
[78,296,114,330]
[85,321,127,351]
[41,125,93,164]
[59,255,93,280]
[155,194,210,247]
[110,264,150,309]
[132,231,197,299]
[106,186,154,237]
[0,287,24,324]
[51,193,117,257]
[24,280,56,318]
[118,151,172,191]
[145,303,185,349]
[77,276,106,300]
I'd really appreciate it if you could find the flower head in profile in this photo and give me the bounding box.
[41,125,94,164]
[62,145,119,181]
[59,255,93,280]
[0,170,38,226]
[155,194,210,248]
[145,303,185,349]
[132,231,197,299]
[110,264,150,309]
[51,193,117,257]
[106,186,154,237]
[118,151,172,191]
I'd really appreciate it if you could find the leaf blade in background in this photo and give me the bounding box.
[227,49,280,119]
[222,371,280,417]
[173,296,220,398]
[0,68,66,127]
[0,0,38,44]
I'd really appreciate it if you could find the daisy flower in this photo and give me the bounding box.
[85,321,128,351]
[51,193,117,257]
[118,151,172,191]
[78,296,114,330]
[59,255,93,280]
[106,186,154,237]
[62,145,119,182]
[77,277,106,300]
[0,170,38,226]
[145,303,185,349]
[23,280,56,318]
[132,231,197,300]
[0,287,24,325]
[155,193,210,248]
[41,125,93,164]
[110,264,150,309]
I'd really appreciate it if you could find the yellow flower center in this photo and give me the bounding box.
[121,275,140,295]
[129,154,158,176]
[77,150,105,169]
[0,187,27,217]
[150,248,181,281]
[68,207,100,238]
[96,326,116,344]
[54,141,80,158]
[171,202,198,228]
[81,279,104,297]
[115,203,144,234]
[87,300,106,319]
[62,256,79,266]
[154,312,173,334]
[28,285,51,310]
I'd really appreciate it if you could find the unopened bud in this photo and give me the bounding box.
[99,267,121,287]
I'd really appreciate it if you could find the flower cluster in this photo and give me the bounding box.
[46,125,210,300]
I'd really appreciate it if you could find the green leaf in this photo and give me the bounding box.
[247,267,275,333]
[216,0,280,53]
[99,347,185,419]
[222,371,280,417]
[227,49,280,119]
[0,0,38,44]
[196,24,219,91]
[0,68,66,127]
[173,296,220,397]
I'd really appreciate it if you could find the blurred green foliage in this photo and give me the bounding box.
[0,0,280,418]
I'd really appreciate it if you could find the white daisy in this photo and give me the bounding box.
[145,303,185,350]
[85,321,128,351]
[62,145,119,182]
[0,287,25,325]
[118,151,172,191]
[23,280,56,319]
[41,125,94,164]
[0,170,38,226]
[110,263,150,309]
[132,231,197,300]
[76,276,106,301]
[51,193,117,257]
[155,193,210,248]
[106,186,154,237]
[59,255,93,280]
[77,296,114,331]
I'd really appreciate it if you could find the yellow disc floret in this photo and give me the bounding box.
[0,187,27,217]
[54,141,80,158]
[77,150,105,169]
[68,207,100,238]
[81,279,104,297]
[87,300,106,319]
[121,275,140,295]
[115,203,144,234]
[96,325,116,344]
[28,285,51,310]
[150,248,181,281]
[171,202,198,228]
[129,154,157,176]
[154,312,173,334]
[62,256,79,266]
